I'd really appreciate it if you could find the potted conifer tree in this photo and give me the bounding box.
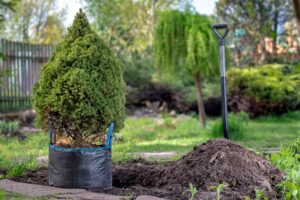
[32,10,125,189]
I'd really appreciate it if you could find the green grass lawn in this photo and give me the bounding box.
[0,112,299,173]
[238,112,300,149]
[113,115,211,161]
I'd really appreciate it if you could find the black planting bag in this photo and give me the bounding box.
[48,122,114,189]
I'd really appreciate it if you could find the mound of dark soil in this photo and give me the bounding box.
[165,139,284,198]
[113,139,284,199]
[11,139,284,199]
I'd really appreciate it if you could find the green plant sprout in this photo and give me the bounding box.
[210,182,228,200]
[254,188,268,200]
[183,183,198,200]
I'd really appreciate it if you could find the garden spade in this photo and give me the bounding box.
[212,24,230,139]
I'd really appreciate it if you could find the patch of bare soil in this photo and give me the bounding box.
[10,168,48,185]
[10,139,284,199]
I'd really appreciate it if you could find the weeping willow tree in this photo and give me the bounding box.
[154,10,218,127]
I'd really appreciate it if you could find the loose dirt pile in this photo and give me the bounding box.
[11,139,284,199]
[164,139,284,193]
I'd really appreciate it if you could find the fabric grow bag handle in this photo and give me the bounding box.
[105,122,114,149]
[49,120,53,145]
[49,121,115,148]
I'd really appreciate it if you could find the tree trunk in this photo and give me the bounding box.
[293,0,300,35]
[194,73,206,127]
[234,40,241,67]
[152,0,158,33]
[272,11,278,56]
[258,38,266,64]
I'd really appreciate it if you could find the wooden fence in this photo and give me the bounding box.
[0,38,54,113]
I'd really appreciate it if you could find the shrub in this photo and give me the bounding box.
[7,121,20,133]
[123,50,153,87]
[210,112,249,140]
[32,10,125,147]
[227,64,300,117]
[0,120,20,136]
[0,120,8,134]
[227,64,300,107]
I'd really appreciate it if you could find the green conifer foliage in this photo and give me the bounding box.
[33,10,125,146]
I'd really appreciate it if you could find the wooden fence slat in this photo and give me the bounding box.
[9,40,13,110]
[12,40,16,111]
[8,40,12,111]
[16,41,21,112]
[29,43,32,97]
[24,43,28,107]
[0,39,53,113]
[26,42,30,108]
[0,39,4,111]
[20,42,23,109]
[0,39,3,110]
[4,41,9,109]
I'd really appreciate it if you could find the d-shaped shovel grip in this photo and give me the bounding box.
[212,24,229,40]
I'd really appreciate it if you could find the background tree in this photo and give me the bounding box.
[32,15,65,44]
[269,0,294,56]
[292,0,300,35]
[83,0,192,86]
[154,10,218,127]
[216,0,293,65]
[83,0,188,54]
[0,0,19,86]
[0,0,18,30]
[3,0,66,43]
